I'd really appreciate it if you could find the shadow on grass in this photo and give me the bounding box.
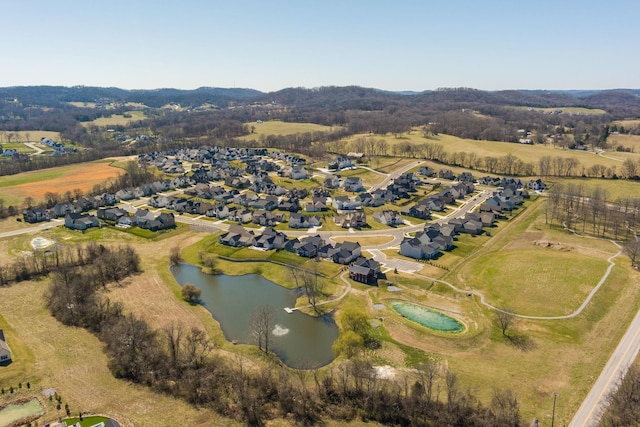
[506,334,537,352]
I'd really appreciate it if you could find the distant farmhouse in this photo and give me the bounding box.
[0,329,11,363]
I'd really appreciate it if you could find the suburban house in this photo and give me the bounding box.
[419,166,436,177]
[399,236,440,260]
[327,241,361,264]
[289,213,322,229]
[328,157,354,171]
[438,169,455,180]
[219,224,255,247]
[0,329,11,363]
[373,210,404,226]
[528,178,547,191]
[134,209,176,231]
[334,211,367,229]
[23,207,50,223]
[403,202,432,220]
[305,197,328,212]
[323,175,340,189]
[97,207,128,222]
[290,167,308,180]
[252,227,289,250]
[252,210,285,226]
[349,257,381,284]
[343,177,364,192]
[229,208,253,224]
[64,213,99,231]
[285,235,325,258]
[332,196,362,211]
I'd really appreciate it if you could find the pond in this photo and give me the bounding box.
[171,264,338,369]
[0,398,44,427]
[390,301,465,333]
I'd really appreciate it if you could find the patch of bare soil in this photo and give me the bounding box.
[502,231,544,251]
[533,240,573,251]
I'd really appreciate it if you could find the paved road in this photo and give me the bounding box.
[0,219,63,239]
[368,160,422,192]
[569,307,640,427]
[24,142,45,154]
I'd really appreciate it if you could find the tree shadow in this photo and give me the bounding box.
[506,334,536,352]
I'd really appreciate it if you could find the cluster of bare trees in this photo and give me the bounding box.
[0,242,138,287]
[599,364,640,426]
[45,243,140,329]
[545,183,640,239]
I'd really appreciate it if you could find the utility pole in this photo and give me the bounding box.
[551,392,559,427]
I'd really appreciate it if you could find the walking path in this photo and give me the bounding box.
[285,271,352,313]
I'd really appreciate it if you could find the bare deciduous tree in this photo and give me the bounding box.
[249,305,275,353]
[496,308,516,337]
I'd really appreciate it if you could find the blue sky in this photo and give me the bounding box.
[2,1,638,91]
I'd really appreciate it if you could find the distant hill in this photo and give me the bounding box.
[0,85,264,108]
[1,85,639,117]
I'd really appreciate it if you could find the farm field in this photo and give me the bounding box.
[512,106,607,115]
[339,132,638,170]
[238,120,337,141]
[0,160,125,206]
[607,133,640,152]
[81,111,147,127]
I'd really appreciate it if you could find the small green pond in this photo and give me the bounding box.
[0,398,44,427]
[390,301,464,333]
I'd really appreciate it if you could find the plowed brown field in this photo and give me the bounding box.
[0,161,124,205]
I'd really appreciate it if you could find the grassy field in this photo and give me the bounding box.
[0,160,124,206]
[437,197,640,422]
[552,176,640,201]
[0,130,61,143]
[512,106,607,115]
[238,120,337,141]
[607,133,640,152]
[81,111,147,128]
[340,132,638,171]
[333,167,386,186]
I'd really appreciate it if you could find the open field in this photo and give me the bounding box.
[607,133,640,152]
[332,167,386,186]
[512,106,607,115]
[0,160,124,206]
[0,131,61,143]
[612,119,640,129]
[238,120,337,141]
[340,132,639,171]
[552,176,640,201]
[80,111,147,128]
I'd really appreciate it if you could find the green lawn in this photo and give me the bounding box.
[465,249,609,315]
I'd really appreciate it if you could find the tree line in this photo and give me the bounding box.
[544,182,640,240]
[0,241,139,288]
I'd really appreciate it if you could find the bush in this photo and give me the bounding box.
[181,283,202,303]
